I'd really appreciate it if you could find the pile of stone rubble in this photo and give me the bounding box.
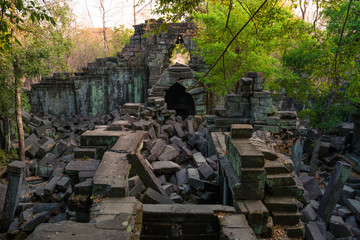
[0,104,220,237]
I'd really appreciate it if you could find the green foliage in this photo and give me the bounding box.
[109,25,133,56]
[0,0,56,53]
[280,0,360,130]
[192,0,312,94]
[0,148,18,168]
[170,43,190,65]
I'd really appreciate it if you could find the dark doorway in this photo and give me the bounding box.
[165,83,195,118]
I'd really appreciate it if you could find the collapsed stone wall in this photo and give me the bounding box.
[31,20,207,117]
[207,72,301,134]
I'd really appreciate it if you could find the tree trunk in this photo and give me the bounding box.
[3,116,11,154]
[309,134,322,176]
[0,116,11,153]
[14,59,25,162]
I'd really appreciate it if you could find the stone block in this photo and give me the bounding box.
[300,176,322,200]
[259,125,280,134]
[158,145,180,162]
[240,77,253,86]
[73,148,97,159]
[187,168,200,180]
[305,221,325,240]
[111,131,146,154]
[143,188,174,204]
[65,159,100,184]
[329,215,352,238]
[127,153,169,197]
[152,161,181,175]
[93,152,129,197]
[20,212,51,232]
[38,153,57,178]
[176,169,188,185]
[74,179,93,196]
[253,83,264,92]
[225,94,242,102]
[253,91,271,99]
[150,139,166,157]
[253,106,273,115]
[198,163,217,181]
[241,168,266,182]
[192,152,207,167]
[25,134,40,158]
[56,176,71,192]
[43,176,62,196]
[301,204,317,222]
[231,124,253,139]
[278,111,297,119]
[188,178,219,192]
[51,140,68,158]
[250,97,259,106]
[265,116,280,126]
[37,137,56,159]
[233,181,265,200]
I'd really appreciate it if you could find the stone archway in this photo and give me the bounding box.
[148,63,207,115]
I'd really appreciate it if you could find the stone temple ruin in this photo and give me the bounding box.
[31,20,207,117]
[1,19,360,240]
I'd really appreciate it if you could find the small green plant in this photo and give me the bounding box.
[0,149,18,169]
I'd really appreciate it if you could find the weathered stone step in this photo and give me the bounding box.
[265,173,295,188]
[263,196,299,212]
[266,185,303,198]
[264,160,289,175]
[271,211,302,226]
[74,147,97,159]
[285,223,305,238]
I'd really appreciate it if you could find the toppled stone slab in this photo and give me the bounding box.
[157,145,179,162]
[111,131,146,153]
[127,153,169,197]
[107,120,131,131]
[193,152,207,167]
[143,204,235,222]
[152,161,181,175]
[93,152,129,197]
[65,159,100,184]
[27,220,132,239]
[80,128,128,146]
[143,188,174,204]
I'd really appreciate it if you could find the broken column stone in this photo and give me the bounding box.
[1,161,26,232]
[318,161,351,223]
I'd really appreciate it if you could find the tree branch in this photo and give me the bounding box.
[200,0,268,82]
[334,0,353,84]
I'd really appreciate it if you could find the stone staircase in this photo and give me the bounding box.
[212,124,305,238]
[264,157,305,238]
